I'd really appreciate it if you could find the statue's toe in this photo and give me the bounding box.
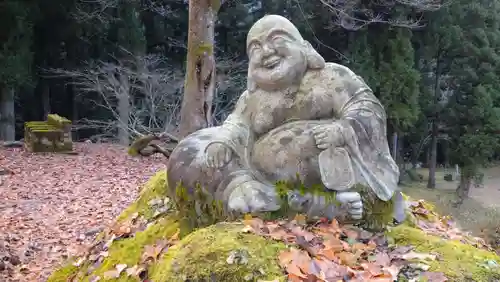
[349,207,363,219]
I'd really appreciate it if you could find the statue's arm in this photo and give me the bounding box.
[219,91,253,148]
[329,64,389,152]
[329,64,399,201]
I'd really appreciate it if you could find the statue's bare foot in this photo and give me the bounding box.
[227,180,281,213]
[336,191,363,220]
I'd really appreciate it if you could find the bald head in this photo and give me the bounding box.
[246,15,304,48]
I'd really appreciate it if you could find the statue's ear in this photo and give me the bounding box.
[303,41,325,69]
[247,65,257,93]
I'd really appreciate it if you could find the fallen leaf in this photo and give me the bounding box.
[169,228,180,241]
[0,143,165,281]
[401,251,437,261]
[293,214,307,225]
[286,263,307,279]
[115,264,127,273]
[421,271,448,282]
[125,264,146,277]
[323,237,344,252]
[73,257,86,267]
[226,249,249,265]
[142,240,169,263]
[243,214,254,226]
[278,250,295,268]
[373,252,391,267]
[337,251,358,266]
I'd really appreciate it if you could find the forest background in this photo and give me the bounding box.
[1,0,500,200]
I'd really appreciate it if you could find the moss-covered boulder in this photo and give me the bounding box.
[48,172,500,282]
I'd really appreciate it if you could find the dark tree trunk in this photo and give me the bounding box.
[427,121,438,188]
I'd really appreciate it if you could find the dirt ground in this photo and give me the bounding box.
[0,143,166,282]
[402,166,500,236]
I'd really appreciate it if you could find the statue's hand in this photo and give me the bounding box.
[311,123,345,150]
[205,143,232,168]
[336,191,363,220]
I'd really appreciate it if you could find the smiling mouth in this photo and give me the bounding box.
[262,56,281,69]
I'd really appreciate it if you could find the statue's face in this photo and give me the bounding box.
[247,27,308,91]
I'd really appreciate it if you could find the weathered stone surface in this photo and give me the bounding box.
[167,14,401,229]
[24,114,73,153]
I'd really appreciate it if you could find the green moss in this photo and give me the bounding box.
[195,43,214,56]
[116,171,168,222]
[25,121,50,127]
[172,181,229,230]
[47,114,71,128]
[149,222,287,281]
[127,146,138,156]
[388,224,500,281]
[85,217,184,282]
[47,264,79,282]
[209,0,221,11]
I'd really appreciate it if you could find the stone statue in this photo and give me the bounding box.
[167,14,405,228]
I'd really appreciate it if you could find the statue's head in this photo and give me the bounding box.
[246,15,325,93]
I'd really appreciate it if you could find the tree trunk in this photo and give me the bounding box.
[42,82,51,120]
[0,87,16,141]
[117,91,130,145]
[177,0,222,138]
[72,85,79,141]
[427,47,442,188]
[427,121,438,188]
[391,131,398,160]
[456,171,472,204]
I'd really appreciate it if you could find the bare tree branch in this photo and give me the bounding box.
[46,54,184,144]
[318,0,447,30]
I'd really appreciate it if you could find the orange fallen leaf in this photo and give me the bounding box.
[278,250,295,268]
[141,240,169,263]
[343,228,359,240]
[323,237,344,252]
[169,228,180,241]
[286,263,307,279]
[337,251,358,266]
[243,214,253,226]
[330,219,341,233]
[293,213,307,225]
[317,247,338,261]
[352,242,368,252]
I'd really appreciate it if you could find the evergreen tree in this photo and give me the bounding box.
[0,0,36,140]
[444,0,500,201]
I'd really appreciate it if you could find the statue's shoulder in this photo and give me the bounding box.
[305,62,356,89]
[321,62,356,79]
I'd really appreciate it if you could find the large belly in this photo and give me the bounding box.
[251,120,333,186]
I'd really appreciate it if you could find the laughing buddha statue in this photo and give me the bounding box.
[167,15,405,229]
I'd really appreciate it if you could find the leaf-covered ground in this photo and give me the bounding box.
[49,171,500,282]
[0,143,165,282]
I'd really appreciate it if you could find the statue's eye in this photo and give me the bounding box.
[248,44,261,56]
[272,36,287,45]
